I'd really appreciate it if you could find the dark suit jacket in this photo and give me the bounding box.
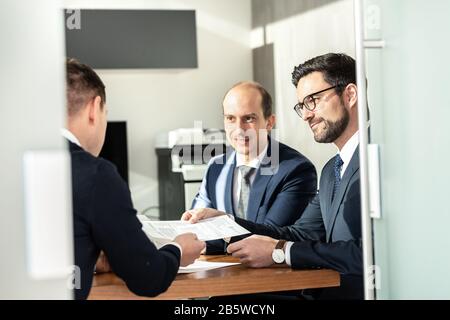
[192,138,317,253]
[69,141,180,300]
[236,147,363,299]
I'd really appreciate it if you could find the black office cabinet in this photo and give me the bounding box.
[156,147,185,221]
[156,144,227,221]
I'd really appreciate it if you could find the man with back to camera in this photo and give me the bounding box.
[183,53,364,300]
[64,58,205,300]
[187,81,317,254]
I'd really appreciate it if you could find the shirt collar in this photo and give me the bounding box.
[338,131,359,165]
[61,128,81,147]
[235,144,268,169]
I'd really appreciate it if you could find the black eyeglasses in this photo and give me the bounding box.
[293,85,338,119]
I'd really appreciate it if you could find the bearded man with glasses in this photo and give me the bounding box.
[183,53,364,300]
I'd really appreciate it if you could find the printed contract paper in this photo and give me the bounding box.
[178,260,240,273]
[138,215,250,248]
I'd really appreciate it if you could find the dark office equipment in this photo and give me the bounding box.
[156,144,227,221]
[99,121,129,184]
[65,9,198,69]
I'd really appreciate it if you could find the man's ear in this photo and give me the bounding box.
[266,114,276,131]
[88,96,103,125]
[344,84,358,110]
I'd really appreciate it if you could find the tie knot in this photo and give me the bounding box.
[334,154,344,169]
[239,165,254,183]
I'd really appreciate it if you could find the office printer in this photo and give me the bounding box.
[155,128,227,220]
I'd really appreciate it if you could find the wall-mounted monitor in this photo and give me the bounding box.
[65,10,198,69]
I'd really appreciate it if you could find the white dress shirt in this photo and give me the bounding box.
[284,131,359,266]
[61,128,81,147]
[338,131,359,179]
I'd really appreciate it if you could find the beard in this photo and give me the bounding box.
[312,107,350,143]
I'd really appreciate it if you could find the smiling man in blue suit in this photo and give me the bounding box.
[183,53,363,299]
[189,81,317,254]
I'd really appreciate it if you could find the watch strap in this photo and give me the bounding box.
[276,240,287,250]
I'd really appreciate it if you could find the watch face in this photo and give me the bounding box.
[272,249,285,264]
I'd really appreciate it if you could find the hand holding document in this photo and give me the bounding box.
[138,215,250,248]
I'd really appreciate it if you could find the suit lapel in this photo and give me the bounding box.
[326,147,360,242]
[246,166,274,221]
[246,139,277,222]
[224,153,236,215]
[321,162,336,231]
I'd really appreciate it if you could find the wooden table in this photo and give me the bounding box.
[88,255,340,300]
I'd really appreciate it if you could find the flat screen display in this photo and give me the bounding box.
[65,9,198,69]
[99,121,129,184]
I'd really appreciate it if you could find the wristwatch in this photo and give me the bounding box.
[272,240,287,264]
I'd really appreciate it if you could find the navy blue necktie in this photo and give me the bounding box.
[332,154,344,202]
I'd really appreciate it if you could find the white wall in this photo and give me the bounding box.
[252,0,355,177]
[65,0,253,215]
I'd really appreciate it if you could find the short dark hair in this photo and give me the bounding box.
[225,81,273,119]
[291,53,356,95]
[66,58,106,116]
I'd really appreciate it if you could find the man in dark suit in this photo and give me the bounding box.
[183,53,363,299]
[189,82,317,254]
[64,58,205,300]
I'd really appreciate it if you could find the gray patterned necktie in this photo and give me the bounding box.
[236,165,255,219]
[332,154,344,202]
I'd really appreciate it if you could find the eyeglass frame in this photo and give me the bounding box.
[293,85,339,119]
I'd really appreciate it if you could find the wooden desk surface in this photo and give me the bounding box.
[88,255,340,300]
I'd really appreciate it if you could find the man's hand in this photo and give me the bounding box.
[226,235,278,268]
[174,233,206,267]
[95,251,111,273]
[181,208,226,223]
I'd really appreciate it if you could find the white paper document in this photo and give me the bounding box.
[138,215,250,248]
[178,260,240,274]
